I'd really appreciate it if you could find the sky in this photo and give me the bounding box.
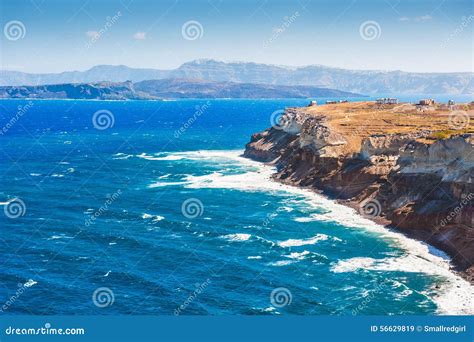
[0,0,472,73]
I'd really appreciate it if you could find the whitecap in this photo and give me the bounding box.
[268,260,296,267]
[142,213,165,222]
[278,234,329,247]
[331,254,474,314]
[137,149,474,315]
[113,153,133,160]
[47,235,74,240]
[285,250,310,260]
[148,181,189,188]
[137,153,185,161]
[24,279,37,287]
[221,233,251,242]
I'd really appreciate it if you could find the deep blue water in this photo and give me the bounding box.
[0,98,472,315]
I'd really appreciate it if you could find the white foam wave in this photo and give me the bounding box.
[148,181,189,188]
[285,250,310,260]
[221,233,251,242]
[269,260,296,267]
[142,213,165,222]
[113,153,133,160]
[24,279,37,288]
[278,234,329,247]
[137,153,185,161]
[138,149,474,315]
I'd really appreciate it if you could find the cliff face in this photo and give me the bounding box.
[244,108,474,281]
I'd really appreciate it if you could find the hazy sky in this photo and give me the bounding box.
[0,0,472,73]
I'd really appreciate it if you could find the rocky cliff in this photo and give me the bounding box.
[0,79,362,100]
[244,104,474,281]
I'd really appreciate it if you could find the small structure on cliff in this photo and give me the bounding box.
[376,98,399,105]
[308,100,317,106]
[418,99,435,106]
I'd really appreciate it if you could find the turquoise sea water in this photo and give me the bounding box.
[0,98,473,315]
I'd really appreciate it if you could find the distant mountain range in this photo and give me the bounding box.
[1,59,472,95]
[0,79,362,100]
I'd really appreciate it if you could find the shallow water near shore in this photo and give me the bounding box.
[0,99,473,315]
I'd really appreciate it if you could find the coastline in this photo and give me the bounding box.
[147,148,474,314]
[233,150,474,314]
[242,102,474,285]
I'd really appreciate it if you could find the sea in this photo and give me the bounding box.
[0,96,473,315]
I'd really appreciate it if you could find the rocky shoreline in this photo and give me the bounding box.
[243,105,474,283]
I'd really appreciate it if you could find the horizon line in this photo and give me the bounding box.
[1,59,473,75]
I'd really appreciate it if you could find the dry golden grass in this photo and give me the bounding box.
[299,101,474,153]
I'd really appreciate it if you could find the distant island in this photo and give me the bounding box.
[0,78,363,100]
[1,59,472,95]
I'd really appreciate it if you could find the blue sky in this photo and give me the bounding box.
[0,0,472,73]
